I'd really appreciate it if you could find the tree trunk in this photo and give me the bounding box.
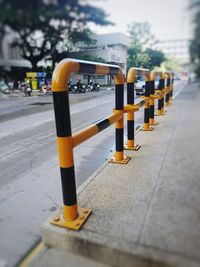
[31,60,39,71]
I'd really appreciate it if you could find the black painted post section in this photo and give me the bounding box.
[115,83,124,160]
[149,80,155,124]
[144,80,151,126]
[127,82,135,144]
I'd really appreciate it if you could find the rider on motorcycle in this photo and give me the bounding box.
[76,78,82,93]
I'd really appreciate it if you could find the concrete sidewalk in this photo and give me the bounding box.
[26,82,200,267]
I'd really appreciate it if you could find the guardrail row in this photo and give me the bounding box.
[50,58,174,231]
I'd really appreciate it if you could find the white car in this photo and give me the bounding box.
[135,77,160,95]
[135,79,145,95]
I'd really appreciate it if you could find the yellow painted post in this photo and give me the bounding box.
[161,78,165,115]
[155,72,165,116]
[165,73,171,106]
[50,59,92,230]
[141,73,154,131]
[149,76,158,126]
[109,70,131,164]
[170,73,174,102]
[124,68,141,150]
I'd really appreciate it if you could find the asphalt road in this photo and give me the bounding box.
[0,83,183,267]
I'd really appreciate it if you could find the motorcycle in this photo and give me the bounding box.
[42,84,52,95]
[73,81,86,93]
[79,83,86,93]
[93,83,100,92]
[24,85,32,96]
[88,82,100,92]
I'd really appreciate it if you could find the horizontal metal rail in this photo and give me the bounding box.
[72,111,123,148]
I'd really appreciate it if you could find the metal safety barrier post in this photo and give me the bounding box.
[150,71,164,120]
[149,72,158,126]
[51,58,130,231]
[165,72,171,106]
[155,72,165,116]
[149,77,157,126]
[161,77,166,115]
[125,67,155,151]
[170,73,174,102]
[141,71,154,131]
[124,68,142,150]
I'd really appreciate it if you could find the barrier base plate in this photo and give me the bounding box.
[124,144,141,151]
[155,112,165,116]
[140,126,154,131]
[108,156,131,164]
[50,207,92,231]
[150,121,158,126]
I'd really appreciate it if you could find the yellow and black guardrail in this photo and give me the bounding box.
[124,67,150,151]
[50,58,173,231]
[124,68,173,150]
[51,58,131,230]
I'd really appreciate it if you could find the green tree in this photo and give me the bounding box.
[161,58,181,72]
[127,45,146,70]
[128,22,156,47]
[0,0,111,70]
[127,48,151,70]
[127,22,164,70]
[145,48,165,69]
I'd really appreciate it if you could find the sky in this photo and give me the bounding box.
[89,0,193,40]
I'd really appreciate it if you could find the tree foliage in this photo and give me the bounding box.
[189,0,200,76]
[128,22,156,47]
[127,22,165,71]
[0,0,111,70]
[161,58,181,72]
[145,48,165,68]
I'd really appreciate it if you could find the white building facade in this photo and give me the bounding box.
[69,32,129,85]
[71,33,129,84]
[153,39,190,67]
[76,32,128,72]
[0,29,31,80]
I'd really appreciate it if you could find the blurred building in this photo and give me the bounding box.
[0,31,129,85]
[0,29,31,81]
[69,32,129,85]
[153,39,190,70]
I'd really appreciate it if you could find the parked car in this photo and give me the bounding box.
[0,81,10,94]
[135,76,145,95]
[174,76,181,81]
[135,76,160,95]
[154,76,160,90]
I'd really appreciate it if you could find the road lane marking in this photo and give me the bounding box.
[18,242,46,267]
[173,81,186,99]
[0,99,112,140]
